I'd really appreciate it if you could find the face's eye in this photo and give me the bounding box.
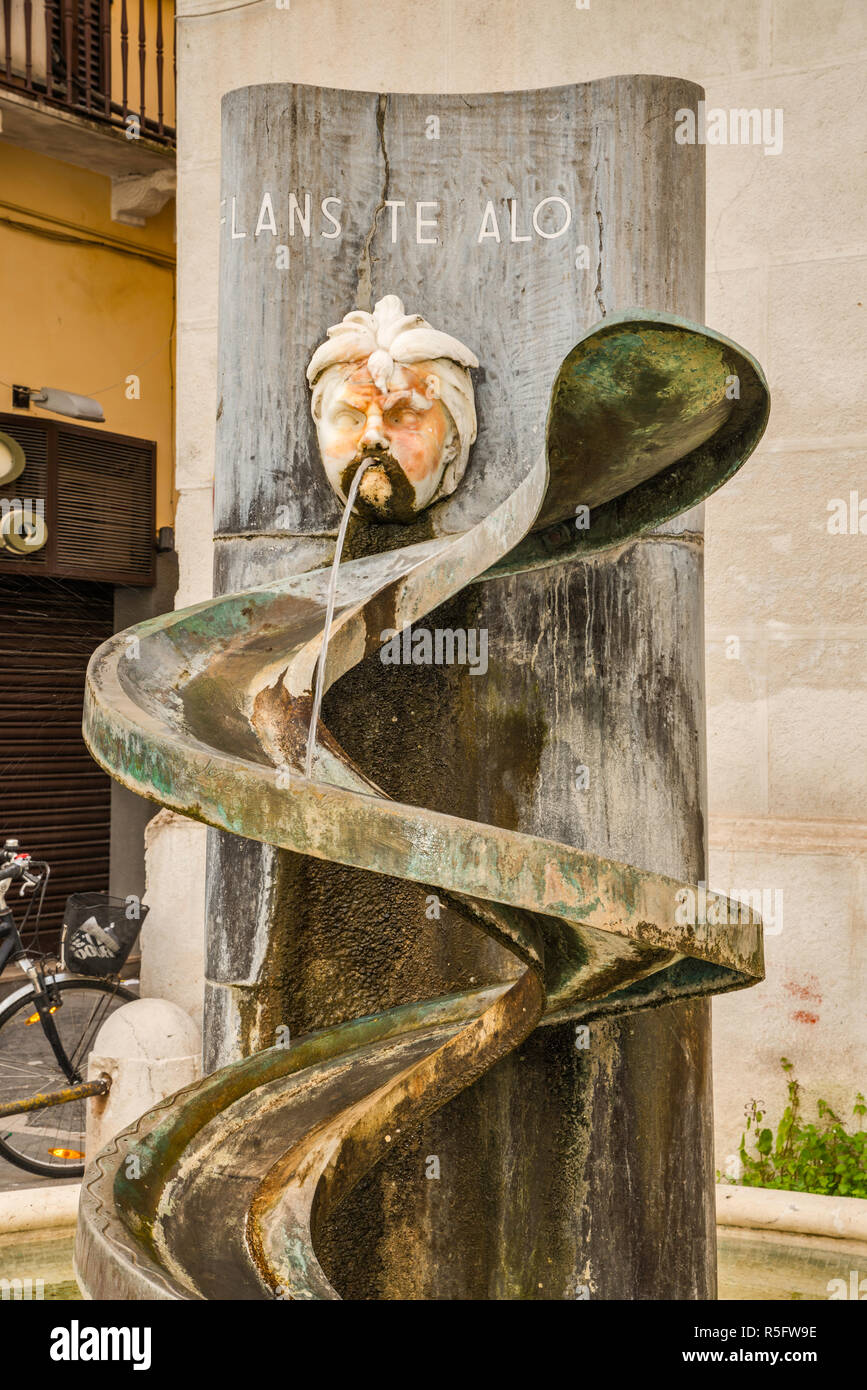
[333,408,364,429]
[388,408,420,428]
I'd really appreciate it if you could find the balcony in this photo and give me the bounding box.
[1,0,175,221]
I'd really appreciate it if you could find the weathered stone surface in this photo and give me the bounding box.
[203,75,718,1298]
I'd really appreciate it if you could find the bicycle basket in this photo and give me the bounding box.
[60,893,147,978]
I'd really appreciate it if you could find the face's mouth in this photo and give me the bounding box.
[339,450,419,524]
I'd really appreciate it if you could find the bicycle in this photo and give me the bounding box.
[0,838,143,1179]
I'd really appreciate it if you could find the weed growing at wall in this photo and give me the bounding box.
[722,1058,867,1198]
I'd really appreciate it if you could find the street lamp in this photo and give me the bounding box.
[12,385,105,423]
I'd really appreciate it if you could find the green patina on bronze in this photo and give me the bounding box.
[488,311,769,577]
[111,987,506,1251]
[76,310,770,1302]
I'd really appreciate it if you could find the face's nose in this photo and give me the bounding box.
[360,406,389,450]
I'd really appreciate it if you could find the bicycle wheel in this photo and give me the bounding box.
[0,976,137,1179]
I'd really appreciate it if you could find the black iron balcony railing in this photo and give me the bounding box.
[1,0,176,147]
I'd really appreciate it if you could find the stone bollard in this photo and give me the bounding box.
[142,809,206,1029]
[85,998,201,1161]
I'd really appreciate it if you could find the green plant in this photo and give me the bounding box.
[721,1058,867,1198]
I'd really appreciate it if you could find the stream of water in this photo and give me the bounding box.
[304,459,374,780]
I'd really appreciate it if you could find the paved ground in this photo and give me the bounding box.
[0,1164,78,1194]
[0,964,138,1194]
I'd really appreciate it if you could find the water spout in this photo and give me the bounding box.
[304,459,374,780]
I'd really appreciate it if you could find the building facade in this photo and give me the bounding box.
[0,0,176,951]
[4,0,862,1178]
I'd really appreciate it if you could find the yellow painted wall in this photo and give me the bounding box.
[0,139,175,530]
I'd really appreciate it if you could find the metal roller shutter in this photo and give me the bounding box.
[0,575,114,952]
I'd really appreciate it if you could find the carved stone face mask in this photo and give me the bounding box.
[308,296,478,523]
[318,361,452,522]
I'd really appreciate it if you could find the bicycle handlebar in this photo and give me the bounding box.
[0,858,46,887]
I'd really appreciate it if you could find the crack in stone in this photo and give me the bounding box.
[594,206,606,318]
[593,134,607,320]
[356,94,390,311]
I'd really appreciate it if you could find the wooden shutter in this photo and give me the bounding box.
[55,426,155,578]
[49,0,106,107]
[0,576,114,951]
[0,414,156,585]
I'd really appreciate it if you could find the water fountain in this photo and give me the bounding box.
[75,76,770,1300]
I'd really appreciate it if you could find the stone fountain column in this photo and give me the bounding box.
[207,75,713,1299]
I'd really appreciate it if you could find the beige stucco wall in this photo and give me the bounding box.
[161,0,866,1170]
[0,142,176,528]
